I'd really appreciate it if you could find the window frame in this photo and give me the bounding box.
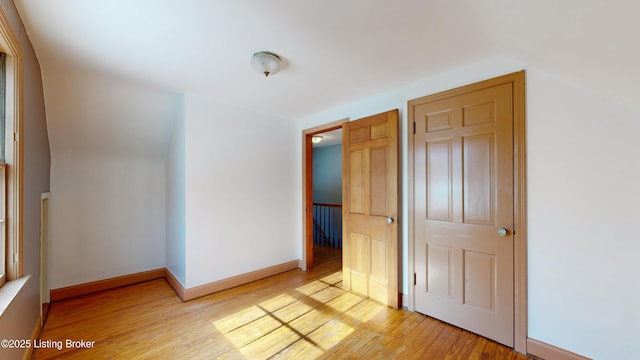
[0,163,5,286]
[0,6,23,287]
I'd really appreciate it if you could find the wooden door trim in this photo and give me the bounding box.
[302,118,348,271]
[407,71,527,353]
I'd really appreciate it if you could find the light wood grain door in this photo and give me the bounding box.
[342,110,399,308]
[413,82,514,346]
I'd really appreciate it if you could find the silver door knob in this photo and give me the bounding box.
[497,228,508,237]
[386,217,394,224]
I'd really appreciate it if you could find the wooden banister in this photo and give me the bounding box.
[313,202,342,208]
[312,203,343,249]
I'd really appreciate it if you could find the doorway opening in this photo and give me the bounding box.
[302,118,348,270]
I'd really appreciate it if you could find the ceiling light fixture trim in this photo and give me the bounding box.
[251,51,282,77]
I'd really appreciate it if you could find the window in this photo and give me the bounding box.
[0,162,5,286]
[0,7,23,288]
[0,52,5,162]
[0,52,5,286]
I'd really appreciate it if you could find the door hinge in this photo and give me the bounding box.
[413,122,416,134]
[414,272,417,286]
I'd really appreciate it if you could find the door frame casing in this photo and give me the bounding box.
[407,71,527,353]
[301,118,349,271]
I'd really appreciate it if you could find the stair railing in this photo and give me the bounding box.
[312,203,342,249]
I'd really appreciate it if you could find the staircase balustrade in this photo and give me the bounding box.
[312,203,342,249]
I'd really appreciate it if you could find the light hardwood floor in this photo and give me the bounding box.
[34,247,531,359]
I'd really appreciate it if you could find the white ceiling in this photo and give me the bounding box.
[17,0,482,121]
[14,0,640,119]
[313,128,342,148]
[10,0,640,161]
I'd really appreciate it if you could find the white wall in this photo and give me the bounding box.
[184,94,299,288]
[43,64,178,289]
[0,276,37,360]
[166,95,186,285]
[526,69,640,359]
[48,153,166,288]
[297,59,640,359]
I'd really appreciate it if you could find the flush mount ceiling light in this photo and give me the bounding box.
[251,51,282,77]
[312,135,323,144]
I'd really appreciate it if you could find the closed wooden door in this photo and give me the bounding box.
[413,82,515,346]
[342,110,399,308]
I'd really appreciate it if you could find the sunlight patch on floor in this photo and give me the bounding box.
[295,280,329,296]
[287,309,333,335]
[272,301,314,323]
[212,272,377,359]
[309,285,345,303]
[222,312,282,348]
[326,292,365,313]
[213,306,268,334]
[344,298,386,323]
[238,326,300,359]
[307,318,354,350]
[259,293,298,312]
[270,339,324,359]
[320,271,343,285]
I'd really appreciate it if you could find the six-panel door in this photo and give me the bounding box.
[413,83,515,346]
[342,110,399,308]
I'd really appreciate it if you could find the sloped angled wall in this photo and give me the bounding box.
[0,0,50,359]
[43,64,179,289]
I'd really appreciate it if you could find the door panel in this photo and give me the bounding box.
[370,147,388,216]
[427,141,452,221]
[426,244,453,299]
[414,83,514,346]
[464,134,494,224]
[342,110,399,308]
[349,232,368,295]
[349,151,365,214]
[464,250,495,312]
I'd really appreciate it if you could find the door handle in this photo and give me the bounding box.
[386,217,394,224]
[497,228,508,237]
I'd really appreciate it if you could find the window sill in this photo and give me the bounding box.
[0,275,30,318]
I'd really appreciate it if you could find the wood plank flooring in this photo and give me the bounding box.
[34,247,531,359]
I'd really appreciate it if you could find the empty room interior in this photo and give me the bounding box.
[0,1,638,359]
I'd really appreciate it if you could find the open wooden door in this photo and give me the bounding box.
[342,110,399,308]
